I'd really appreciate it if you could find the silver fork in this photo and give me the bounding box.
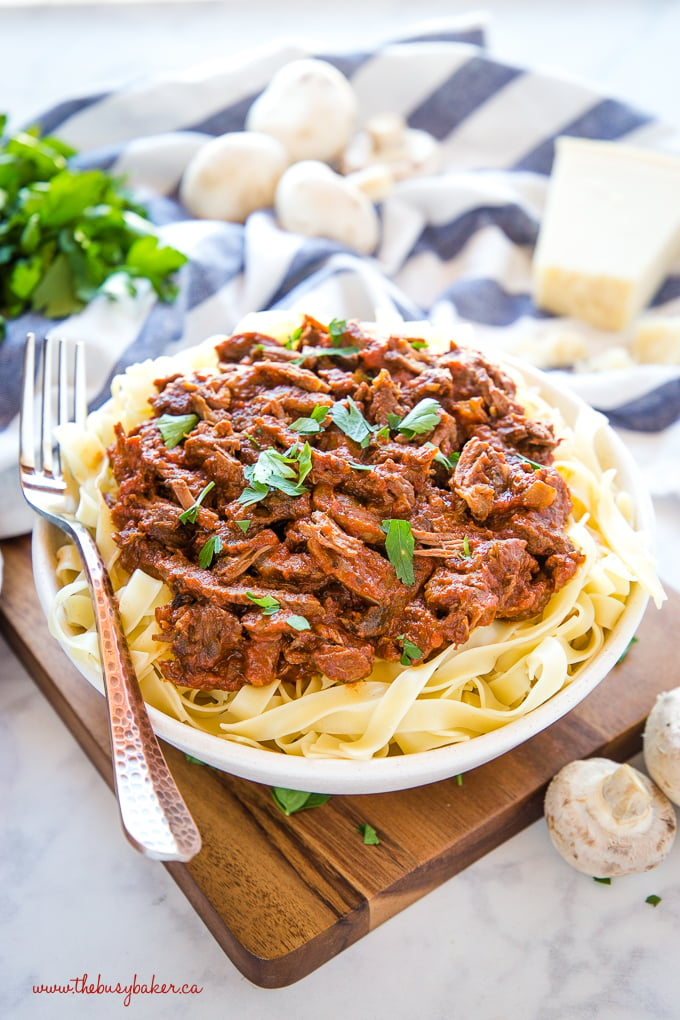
[20,334,202,862]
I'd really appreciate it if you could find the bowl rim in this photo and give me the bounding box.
[31,353,654,794]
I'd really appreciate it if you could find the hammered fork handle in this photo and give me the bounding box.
[70,520,202,861]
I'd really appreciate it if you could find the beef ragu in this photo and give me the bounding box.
[108,316,584,692]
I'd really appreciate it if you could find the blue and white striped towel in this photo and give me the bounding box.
[2,17,680,538]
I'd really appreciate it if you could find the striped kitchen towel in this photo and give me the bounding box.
[2,15,680,537]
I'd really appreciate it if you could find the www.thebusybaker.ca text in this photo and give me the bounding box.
[32,972,203,1008]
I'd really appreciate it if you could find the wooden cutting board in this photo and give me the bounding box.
[1,533,677,988]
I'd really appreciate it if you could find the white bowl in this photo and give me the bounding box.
[31,358,653,795]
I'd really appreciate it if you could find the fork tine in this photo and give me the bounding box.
[73,341,87,427]
[56,339,69,477]
[40,336,55,476]
[20,333,36,472]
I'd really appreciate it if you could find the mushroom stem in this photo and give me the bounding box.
[600,763,652,824]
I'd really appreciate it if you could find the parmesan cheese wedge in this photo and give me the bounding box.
[533,137,680,331]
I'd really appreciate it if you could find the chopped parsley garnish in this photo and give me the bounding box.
[0,116,187,337]
[242,432,262,449]
[239,444,310,504]
[617,635,639,664]
[286,614,311,631]
[198,534,223,568]
[408,339,428,351]
[518,452,544,471]
[246,591,281,616]
[271,788,331,816]
[425,442,460,471]
[178,480,215,524]
[248,448,301,488]
[328,317,348,345]
[645,894,661,907]
[184,754,208,766]
[382,518,415,586]
[593,876,612,885]
[237,481,270,507]
[330,397,378,448]
[357,823,380,845]
[295,441,313,484]
[284,325,303,349]
[156,412,199,449]
[393,398,442,439]
[397,635,423,666]
[289,404,330,434]
[235,519,251,534]
[293,345,360,365]
[462,535,471,558]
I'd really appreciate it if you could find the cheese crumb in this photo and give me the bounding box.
[632,317,680,365]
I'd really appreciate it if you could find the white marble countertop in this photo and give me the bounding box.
[2,3,680,1018]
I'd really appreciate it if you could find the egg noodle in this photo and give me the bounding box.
[49,319,665,760]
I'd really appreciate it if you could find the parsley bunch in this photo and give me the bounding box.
[0,115,187,338]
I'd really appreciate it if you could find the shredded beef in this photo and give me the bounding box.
[108,315,585,691]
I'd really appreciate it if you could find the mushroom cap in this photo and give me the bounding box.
[644,687,680,805]
[179,131,288,222]
[275,160,379,255]
[544,758,676,877]
[246,58,358,163]
[340,114,442,180]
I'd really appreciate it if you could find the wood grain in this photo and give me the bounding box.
[1,533,676,987]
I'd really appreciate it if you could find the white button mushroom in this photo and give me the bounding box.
[179,131,289,222]
[644,688,680,805]
[245,58,358,164]
[544,758,676,877]
[275,160,379,255]
[340,112,442,181]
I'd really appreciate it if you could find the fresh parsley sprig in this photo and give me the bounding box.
[382,519,415,586]
[286,614,311,631]
[198,534,223,568]
[246,591,280,615]
[244,595,310,632]
[289,405,330,435]
[238,443,312,505]
[425,442,460,471]
[156,412,199,449]
[293,441,313,485]
[389,398,442,439]
[179,481,215,524]
[271,788,331,815]
[398,635,423,666]
[328,317,348,345]
[292,345,360,365]
[330,397,380,448]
